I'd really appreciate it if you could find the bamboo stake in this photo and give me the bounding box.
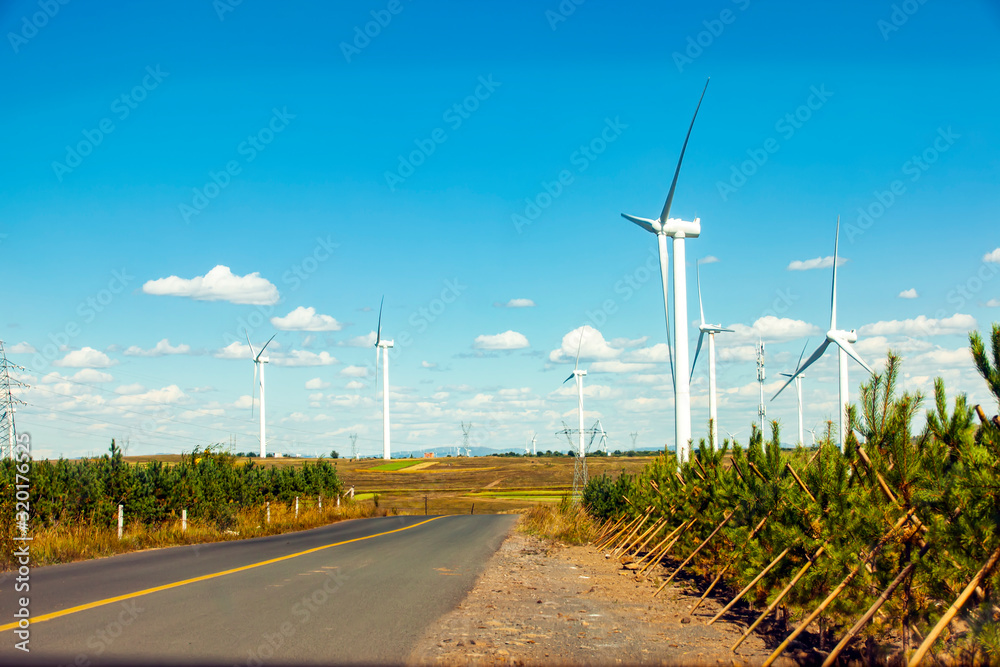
[908,547,1000,667]
[596,515,625,541]
[708,547,790,625]
[619,516,663,559]
[606,510,648,552]
[613,508,653,556]
[731,544,827,652]
[747,461,768,483]
[784,462,816,503]
[626,517,667,558]
[691,513,772,614]
[638,518,697,578]
[655,511,734,596]
[762,511,914,667]
[597,512,642,550]
[823,539,932,667]
[634,521,686,569]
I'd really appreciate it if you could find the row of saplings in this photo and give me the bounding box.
[583,325,1000,666]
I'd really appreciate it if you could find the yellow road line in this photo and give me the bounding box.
[0,516,445,633]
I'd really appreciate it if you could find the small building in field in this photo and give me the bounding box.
[423,452,435,458]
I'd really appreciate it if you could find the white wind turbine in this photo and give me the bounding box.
[563,331,587,459]
[779,341,809,447]
[246,332,276,459]
[772,219,874,452]
[690,260,733,449]
[374,297,394,461]
[621,78,710,466]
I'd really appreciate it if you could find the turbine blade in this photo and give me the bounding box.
[258,333,277,359]
[772,340,830,401]
[831,335,874,375]
[718,327,735,333]
[251,362,257,419]
[564,373,575,384]
[575,329,584,372]
[373,346,380,402]
[659,78,710,223]
[797,339,809,369]
[375,296,384,346]
[621,213,657,234]
[245,331,256,360]
[689,331,706,382]
[831,217,840,331]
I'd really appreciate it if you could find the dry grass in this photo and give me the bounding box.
[10,501,389,570]
[518,500,598,545]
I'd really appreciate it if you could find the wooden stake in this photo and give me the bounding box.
[708,547,790,625]
[625,518,667,559]
[762,511,913,666]
[731,543,827,652]
[613,508,654,557]
[655,511,734,596]
[784,462,816,503]
[638,518,697,578]
[634,521,686,569]
[691,513,771,614]
[908,547,1000,667]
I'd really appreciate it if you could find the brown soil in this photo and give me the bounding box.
[409,529,796,666]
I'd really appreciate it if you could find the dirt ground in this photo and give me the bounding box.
[409,529,798,666]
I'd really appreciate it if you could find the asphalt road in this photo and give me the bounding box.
[0,514,516,665]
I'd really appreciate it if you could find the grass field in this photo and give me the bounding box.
[116,453,657,514]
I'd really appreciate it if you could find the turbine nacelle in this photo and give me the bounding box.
[620,214,701,238]
[377,340,395,349]
[828,329,857,344]
[564,369,587,384]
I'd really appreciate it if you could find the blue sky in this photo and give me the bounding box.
[2,0,998,458]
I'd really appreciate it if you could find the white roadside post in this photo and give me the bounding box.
[266,501,270,524]
[182,509,187,532]
[295,496,299,519]
[319,495,322,511]
[117,504,123,540]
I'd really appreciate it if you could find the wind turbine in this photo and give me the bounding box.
[563,331,587,459]
[531,433,537,456]
[621,78,710,466]
[374,298,393,461]
[246,332,276,459]
[779,341,809,447]
[690,260,733,449]
[772,219,874,452]
[724,428,743,443]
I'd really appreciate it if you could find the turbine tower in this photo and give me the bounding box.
[563,331,587,459]
[246,332,276,458]
[756,339,766,435]
[773,218,874,452]
[531,433,537,456]
[690,260,733,449]
[374,298,394,460]
[620,78,710,466]
[779,342,809,447]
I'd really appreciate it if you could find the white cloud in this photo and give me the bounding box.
[142,265,279,305]
[590,360,654,374]
[53,347,116,368]
[897,288,918,299]
[114,383,147,395]
[728,316,822,342]
[609,336,649,349]
[549,326,620,363]
[271,306,343,332]
[273,351,338,367]
[787,256,847,271]
[988,299,1000,308]
[495,298,536,308]
[422,361,438,369]
[859,314,976,337]
[474,330,530,351]
[214,342,250,359]
[340,332,376,347]
[624,343,670,363]
[700,256,720,264]
[8,342,35,354]
[345,380,365,390]
[124,338,191,357]
[305,378,330,390]
[717,345,758,362]
[340,365,369,378]
[72,369,113,383]
[984,248,1000,263]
